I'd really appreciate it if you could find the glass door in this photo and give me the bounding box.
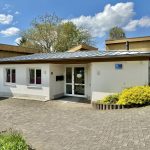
[65,67,85,96]
[65,67,72,95]
[74,67,85,95]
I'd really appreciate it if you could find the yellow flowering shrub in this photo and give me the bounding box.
[117,86,150,105]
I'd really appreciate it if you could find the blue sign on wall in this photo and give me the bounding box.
[115,64,123,70]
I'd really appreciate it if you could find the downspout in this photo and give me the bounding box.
[126,41,129,51]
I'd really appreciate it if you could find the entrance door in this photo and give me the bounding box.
[65,67,85,97]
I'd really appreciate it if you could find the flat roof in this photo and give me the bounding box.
[106,36,150,44]
[0,50,149,64]
[0,43,41,53]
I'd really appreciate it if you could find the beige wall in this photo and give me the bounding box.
[106,41,150,51]
[106,43,126,50]
[91,61,149,101]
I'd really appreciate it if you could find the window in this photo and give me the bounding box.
[5,68,16,83]
[29,69,41,85]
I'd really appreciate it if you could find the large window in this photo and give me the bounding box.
[5,68,16,83]
[29,69,41,85]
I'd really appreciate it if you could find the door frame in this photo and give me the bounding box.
[64,65,87,98]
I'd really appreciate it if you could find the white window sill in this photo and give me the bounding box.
[27,85,42,89]
[4,83,16,87]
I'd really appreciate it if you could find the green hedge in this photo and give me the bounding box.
[0,129,29,150]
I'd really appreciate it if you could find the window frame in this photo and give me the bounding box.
[5,68,16,85]
[28,68,42,86]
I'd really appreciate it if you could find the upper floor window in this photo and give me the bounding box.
[29,69,41,85]
[6,68,16,83]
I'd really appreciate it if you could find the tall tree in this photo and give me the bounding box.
[20,14,93,52]
[20,14,60,52]
[54,22,92,52]
[109,26,126,40]
[16,37,28,46]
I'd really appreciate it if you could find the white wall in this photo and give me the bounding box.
[50,64,65,99]
[86,63,92,100]
[0,64,50,101]
[49,64,91,100]
[148,61,150,85]
[91,61,149,101]
[0,60,148,102]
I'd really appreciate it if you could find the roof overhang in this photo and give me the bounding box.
[0,55,149,64]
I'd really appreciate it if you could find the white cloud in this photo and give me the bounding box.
[2,4,12,13]
[124,17,150,31]
[15,11,20,15]
[66,2,135,37]
[0,14,13,24]
[12,21,19,25]
[15,37,22,44]
[0,27,20,36]
[2,4,11,10]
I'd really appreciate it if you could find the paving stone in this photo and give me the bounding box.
[0,98,150,150]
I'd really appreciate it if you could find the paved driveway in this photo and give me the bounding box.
[0,98,150,150]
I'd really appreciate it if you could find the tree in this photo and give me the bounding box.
[20,14,60,52]
[16,37,27,46]
[20,14,93,52]
[54,22,92,52]
[109,26,126,40]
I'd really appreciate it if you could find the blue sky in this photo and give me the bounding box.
[0,0,150,50]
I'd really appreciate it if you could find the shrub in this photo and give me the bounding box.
[96,94,119,104]
[0,129,29,150]
[117,86,150,105]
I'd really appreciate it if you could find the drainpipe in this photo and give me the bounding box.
[126,41,129,51]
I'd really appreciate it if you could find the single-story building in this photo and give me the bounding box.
[0,43,41,58]
[0,50,149,102]
[106,36,150,51]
